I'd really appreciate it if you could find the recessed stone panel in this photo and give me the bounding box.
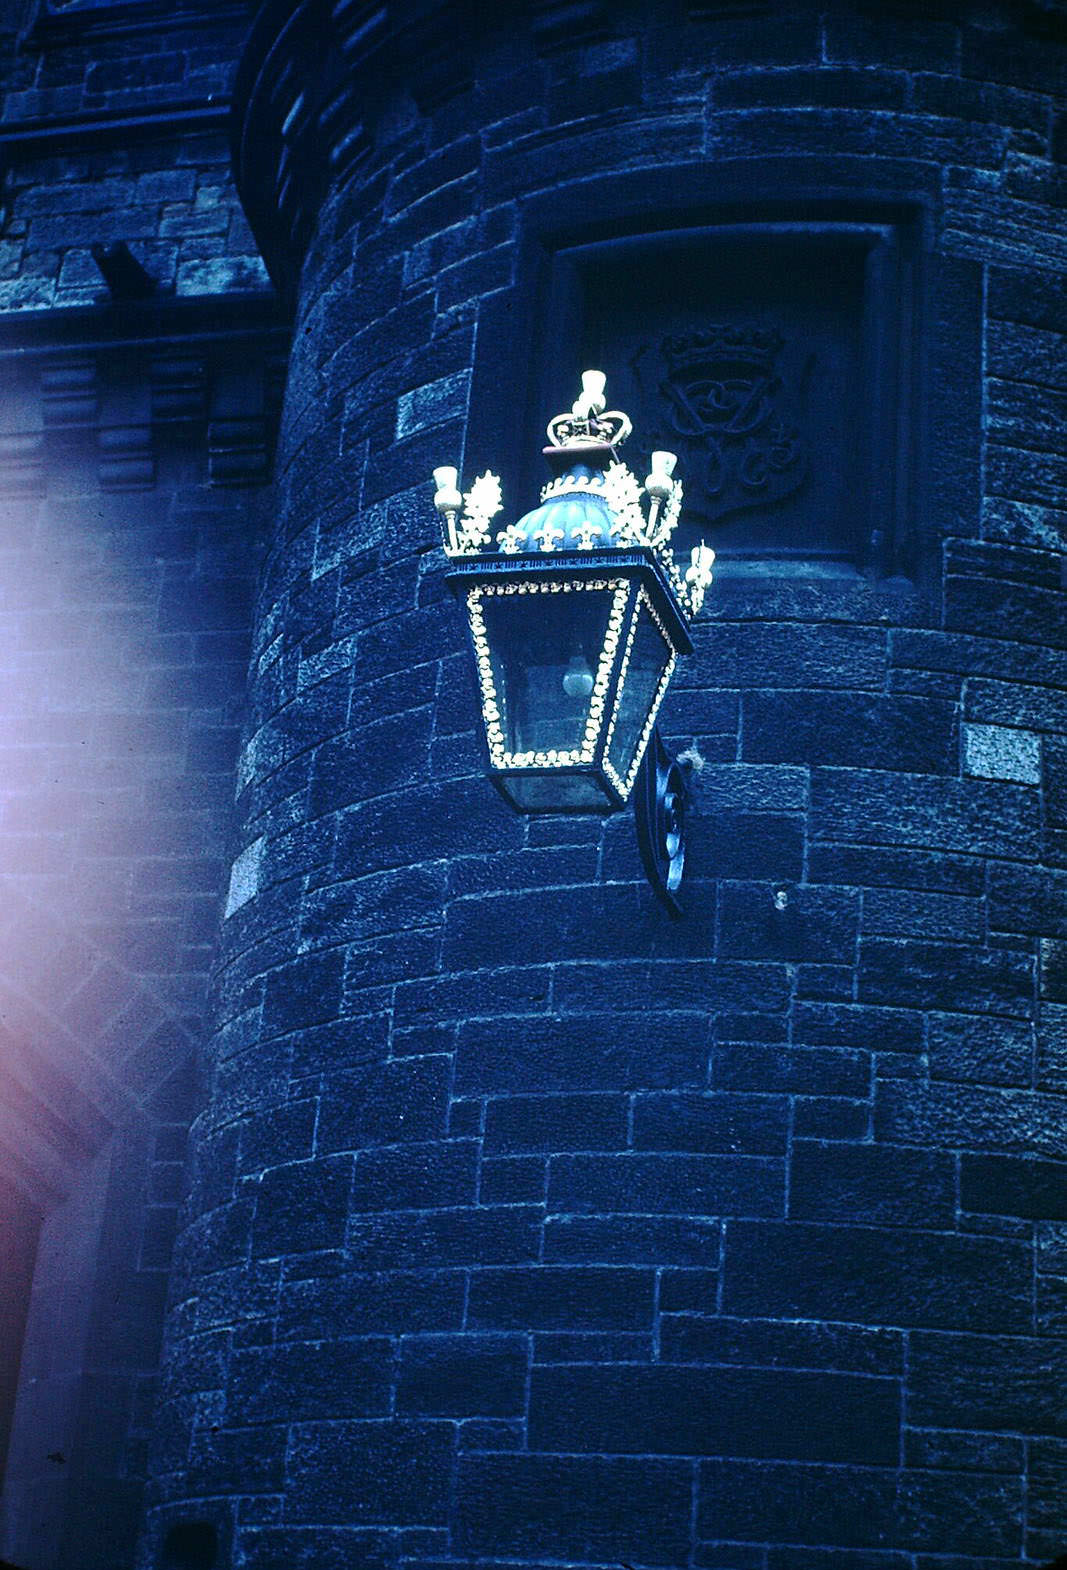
[544,221,917,569]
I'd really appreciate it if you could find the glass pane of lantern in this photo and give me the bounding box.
[476,584,615,760]
[606,597,673,790]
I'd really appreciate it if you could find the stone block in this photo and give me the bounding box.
[824,13,960,70]
[529,1363,899,1463]
[790,1142,955,1228]
[698,811,805,883]
[966,675,1067,733]
[722,1220,1032,1332]
[393,966,551,1029]
[479,1156,546,1204]
[632,1090,789,1154]
[251,1156,353,1258]
[1046,735,1067,829]
[961,1153,1067,1219]
[660,1315,903,1376]
[483,1092,628,1153]
[454,1453,692,1562]
[395,370,470,440]
[238,1100,317,1174]
[858,938,1034,1017]
[278,1271,466,1341]
[318,1056,451,1152]
[397,1334,527,1417]
[913,75,1048,130]
[186,1423,287,1494]
[239,1528,396,1570]
[543,1213,720,1267]
[743,692,955,773]
[547,1151,784,1218]
[261,948,346,1039]
[909,1331,1067,1436]
[533,1331,652,1364]
[990,863,1067,937]
[719,882,859,965]
[1028,1437,1067,1546]
[286,1420,453,1524]
[308,709,435,816]
[1038,1003,1067,1089]
[289,1013,393,1079]
[876,1080,1063,1158]
[809,843,985,896]
[343,1130,477,1203]
[792,1097,870,1141]
[467,1266,654,1331]
[947,575,1067,647]
[793,1002,923,1054]
[715,66,907,110]
[336,778,524,880]
[963,722,1041,784]
[177,1201,253,1278]
[812,769,1041,860]
[554,959,791,1016]
[794,963,854,1003]
[714,1042,868,1098]
[457,1418,525,1451]
[446,843,600,898]
[228,1339,392,1424]
[698,1460,1022,1554]
[904,1426,1023,1474]
[927,1012,1034,1087]
[694,764,809,812]
[861,888,983,942]
[346,1206,541,1270]
[454,1012,708,1094]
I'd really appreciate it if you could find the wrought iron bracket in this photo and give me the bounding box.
[634,727,689,918]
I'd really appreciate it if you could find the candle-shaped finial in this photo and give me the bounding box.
[644,450,678,500]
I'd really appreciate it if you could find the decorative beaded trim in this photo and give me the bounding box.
[602,587,677,801]
[466,578,628,771]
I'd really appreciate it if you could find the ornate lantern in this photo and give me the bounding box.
[432,371,714,910]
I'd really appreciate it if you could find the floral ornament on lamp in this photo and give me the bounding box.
[434,369,715,616]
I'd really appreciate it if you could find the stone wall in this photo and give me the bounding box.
[0,3,280,1566]
[142,2,1067,1568]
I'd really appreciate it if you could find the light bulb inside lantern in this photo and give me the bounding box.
[562,654,595,699]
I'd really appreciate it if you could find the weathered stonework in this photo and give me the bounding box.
[144,3,1067,1568]
[0,1,1064,1568]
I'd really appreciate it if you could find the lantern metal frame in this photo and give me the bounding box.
[446,548,692,816]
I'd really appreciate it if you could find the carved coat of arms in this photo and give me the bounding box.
[631,326,808,529]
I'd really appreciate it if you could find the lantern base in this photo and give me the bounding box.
[490,768,623,813]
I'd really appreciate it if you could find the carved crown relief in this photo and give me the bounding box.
[630,326,810,530]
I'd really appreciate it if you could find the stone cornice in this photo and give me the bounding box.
[0,101,230,159]
[232,0,482,297]
[0,292,290,491]
[27,0,253,46]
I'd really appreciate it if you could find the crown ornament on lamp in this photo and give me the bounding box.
[433,370,715,619]
[431,371,712,915]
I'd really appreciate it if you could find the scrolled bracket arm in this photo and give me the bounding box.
[634,727,689,918]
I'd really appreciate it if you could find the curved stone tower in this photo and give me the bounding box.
[146,2,1067,1565]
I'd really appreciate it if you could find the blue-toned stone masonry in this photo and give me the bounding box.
[146,4,1067,1569]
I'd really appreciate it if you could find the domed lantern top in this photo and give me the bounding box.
[432,371,714,816]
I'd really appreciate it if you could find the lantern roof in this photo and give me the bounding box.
[433,371,715,621]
